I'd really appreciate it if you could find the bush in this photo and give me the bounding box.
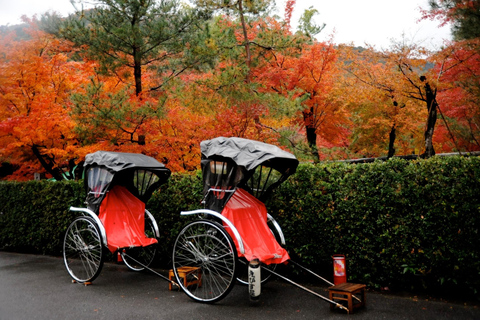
[0,180,84,254]
[146,172,203,265]
[267,156,480,295]
[1,156,479,296]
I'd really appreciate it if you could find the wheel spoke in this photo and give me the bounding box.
[63,217,104,283]
[173,220,237,303]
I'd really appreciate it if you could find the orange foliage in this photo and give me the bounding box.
[0,23,91,180]
[3,11,480,180]
[434,39,480,152]
[254,39,351,160]
[339,45,433,157]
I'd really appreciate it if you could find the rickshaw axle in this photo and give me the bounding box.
[119,251,180,289]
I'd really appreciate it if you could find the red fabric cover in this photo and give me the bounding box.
[99,185,157,253]
[221,188,289,265]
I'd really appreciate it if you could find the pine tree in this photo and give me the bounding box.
[53,0,210,96]
[427,0,480,40]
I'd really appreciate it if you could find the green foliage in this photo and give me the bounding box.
[55,0,211,94]
[193,0,274,16]
[297,6,325,39]
[0,180,84,254]
[146,172,203,265]
[267,156,480,295]
[429,0,480,40]
[1,156,479,296]
[69,80,165,145]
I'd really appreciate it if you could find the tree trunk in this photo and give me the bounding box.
[132,15,142,96]
[303,109,320,163]
[134,48,142,96]
[422,80,437,158]
[238,0,252,83]
[387,124,396,158]
[31,145,64,181]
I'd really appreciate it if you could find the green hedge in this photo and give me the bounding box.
[267,156,480,295]
[1,156,479,296]
[0,180,85,254]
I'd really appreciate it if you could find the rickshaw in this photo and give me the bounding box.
[171,137,353,311]
[63,151,171,284]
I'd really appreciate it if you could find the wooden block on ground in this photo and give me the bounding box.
[329,282,366,314]
[168,267,202,291]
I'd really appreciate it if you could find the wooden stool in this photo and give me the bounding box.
[169,267,202,291]
[329,283,366,314]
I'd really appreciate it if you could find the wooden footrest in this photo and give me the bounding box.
[329,283,366,314]
[168,267,202,291]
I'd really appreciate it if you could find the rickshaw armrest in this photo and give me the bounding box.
[145,209,160,238]
[70,207,108,247]
[180,209,245,255]
[267,213,286,246]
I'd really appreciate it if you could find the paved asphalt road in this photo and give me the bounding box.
[0,251,479,320]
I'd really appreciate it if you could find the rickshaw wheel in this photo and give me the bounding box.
[121,218,157,271]
[63,216,104,283]
[172,220,237,303]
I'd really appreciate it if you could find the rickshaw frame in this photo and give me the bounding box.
[63,151,170,284]
[171,137,350,311]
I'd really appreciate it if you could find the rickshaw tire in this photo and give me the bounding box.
[172,220,238,303]
[63,216,105,284]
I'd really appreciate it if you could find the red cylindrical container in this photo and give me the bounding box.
[333,254,347,285]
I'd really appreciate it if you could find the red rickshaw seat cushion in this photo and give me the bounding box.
[221,188,289,265]
[99,185,157,253]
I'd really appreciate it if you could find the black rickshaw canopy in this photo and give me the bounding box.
[84,151,169,173]
[200,137,299,211]
[84,151,171,213]
[200,136,298,175]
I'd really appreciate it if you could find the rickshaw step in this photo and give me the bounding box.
[328,283,366,314]
[168,267,202,291]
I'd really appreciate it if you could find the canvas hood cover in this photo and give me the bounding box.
[200,137,298,175]
[84,151,171,213]
[85,151,169,174]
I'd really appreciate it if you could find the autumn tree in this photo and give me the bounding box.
[420,0,480,153]
[255,5,349,162]
[254,37,350,162]
[432,39,480,151]
[0,21,90,180]
[42,0,215,159]
[343,41,455,158]
[177,1,304,149]
[187,0,282,133]
[340,45,427,158]
[191,2,342,161]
